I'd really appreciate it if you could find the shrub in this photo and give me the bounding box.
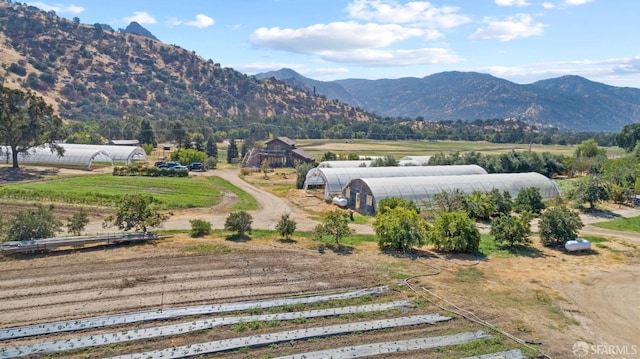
[429,210,480,253]
[514,187,545,214]
[190,219,212,237]
[539,207,584,247]
[490,212,532,247]
[275,213,297,240]
[224,211,253,238]
[374,206,429,252]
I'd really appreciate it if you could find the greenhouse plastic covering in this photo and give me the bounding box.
[0,144,146,168]
[61,144,146,165]
[305,165,488,200]
[398,156,432,166]
[1,145,112,170]
[347,172,559,211]
[317,160,373,168]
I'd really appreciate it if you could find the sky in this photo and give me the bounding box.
[25,0,640,88]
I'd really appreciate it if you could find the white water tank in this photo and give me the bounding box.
[565,238,591,252]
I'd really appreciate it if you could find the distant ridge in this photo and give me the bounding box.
[122,21,158,41]
[257,69,640,131]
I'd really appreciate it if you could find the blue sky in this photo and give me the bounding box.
[27,0,640,87]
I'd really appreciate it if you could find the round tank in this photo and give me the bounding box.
[565,238,591,252]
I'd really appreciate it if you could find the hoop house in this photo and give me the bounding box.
[61,144,146,165]
[317,160,373,168]
[398,156,432,166]
[344,172,560,215]
[1,145,113,170]
[304,165,488,200]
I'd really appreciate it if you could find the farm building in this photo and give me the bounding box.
[343,172,560,215]
[242,137,315,168]
[304,165,488,201]
[0,144,146,169]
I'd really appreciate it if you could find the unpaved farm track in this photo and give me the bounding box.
[0,244,380,328]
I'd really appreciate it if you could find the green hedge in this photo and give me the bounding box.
[113,166,189,177]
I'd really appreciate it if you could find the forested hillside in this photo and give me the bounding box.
[0,2,371,123]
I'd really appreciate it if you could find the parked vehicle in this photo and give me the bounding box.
[188,162,206,171]
[158,162,187,170]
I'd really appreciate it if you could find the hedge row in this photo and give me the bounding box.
[113,166,189,177]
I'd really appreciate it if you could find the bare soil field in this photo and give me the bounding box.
[0,165,639,358]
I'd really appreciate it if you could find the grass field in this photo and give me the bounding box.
[0,174,258,210]
[295,139,625,159]
[592,215,640,233]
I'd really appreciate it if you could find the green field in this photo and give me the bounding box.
[0,174,258,210]
[296,139,625,159]
[592,215,640,233]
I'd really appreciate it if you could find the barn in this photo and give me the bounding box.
[343,172,560,215]
[304,165,488,201]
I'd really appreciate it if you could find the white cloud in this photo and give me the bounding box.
[565,0,594,5]
[185,14,215,28]
[315,47,464,66]
[346,0,471,28]
[469,14,546,42]
[28,2,84,14]
[542,2,555,9]
[473,56,640,85]
[495,0,531,6]
[251,22,424,53]
[123,11,156,25]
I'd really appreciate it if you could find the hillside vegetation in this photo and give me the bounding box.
[0,2,371,123]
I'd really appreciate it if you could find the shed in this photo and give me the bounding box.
[344,172,560,215]
[304,165,488,200]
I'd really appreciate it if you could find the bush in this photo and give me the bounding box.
[6,204,62,241]
[539,207,584,247]
[513,187,545,214]
[224,211,253,238]
[374,205,429,252]
[429,210,480,253]
[190,219,212,237]
[490,212,532,247]
[275,213,297,240]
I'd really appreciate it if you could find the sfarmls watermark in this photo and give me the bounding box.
[573,341,638,357]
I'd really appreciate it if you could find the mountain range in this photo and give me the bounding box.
[0,2,638,132]
[0,2,370,123]
[256,69,640,132]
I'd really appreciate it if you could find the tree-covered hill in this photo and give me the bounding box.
[0,2,371,123]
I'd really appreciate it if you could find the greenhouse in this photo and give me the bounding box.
[1,145,113,170]
[0,144,146,169]
[304,165,488,200]
[343,172,560,215]
[398,156,432,166]
[317,160,373,168]
[61,144,146,165]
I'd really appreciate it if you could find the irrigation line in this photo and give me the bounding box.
[0,286,388,341]
[110,314,452,359]
[271,330,493,358]
[0,301,412,358]
[462,349,527,359]
[403,272,552,359]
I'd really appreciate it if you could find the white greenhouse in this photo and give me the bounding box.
[317,160,373,168]
[61,144,146,165]
[398,156,432,166]
[304,165,488,200]
[343,172,560,215]
[0,144,146,170]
